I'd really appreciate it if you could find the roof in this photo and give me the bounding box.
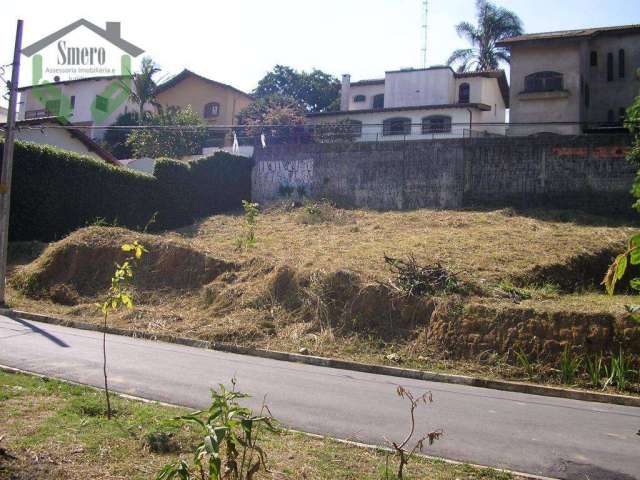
[307,103,492,118]
[22,19,143,57]
[497,23,640,46]
[2,116,120,165]
[348,69,510,108]
[18,75,131,92]
[155,69,253,100]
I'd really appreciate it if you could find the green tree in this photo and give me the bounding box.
[126,105,207,158]
[237,94,308,144]
[121,56,161,124]
[254,65,339,113]
[447,0,523,72]
[102,111,139,159]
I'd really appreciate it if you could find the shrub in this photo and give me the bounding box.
[0,140,252,241]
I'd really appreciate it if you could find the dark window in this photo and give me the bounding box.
[422,115,452,134]
[458,83,470,103]
[45,99,61,116]
[619,49,625,78]
[373,94,384,109]
[204,102,220,118]
[353,94,366,103]
[95,95,109,112]
[383,117,411,136]
[584,83,590,108]
[590,51,598,67]
[619,107,627,121]
[70,95,75,110]
[607,53,614,81]
[524,71,564,92]
[607,109,614,123]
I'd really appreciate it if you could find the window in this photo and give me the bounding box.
[373,94,384,109]
[590,51,598,67]
[353,94,366,103]
[524,71,564,92]
[584,83,590,108]
[619,49,625,78]
[45,99,61,116]
[458,83,470,103]
[70,95,75,110]
[383,117,411,136]
[95,95,109,112]
[204,102,220,118]
[607,53,614,81]
[607,109,614,123]
[422,115,452,134]
[619,107,627,122]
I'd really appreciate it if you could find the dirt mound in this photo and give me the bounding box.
[513,243,623,293]
[12,226,237,298]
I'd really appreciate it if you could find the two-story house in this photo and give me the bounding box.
[497,24,640,136]
[306,66,509,141]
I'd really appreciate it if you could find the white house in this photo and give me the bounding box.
[307,66,509,141]
[0,106,7,123]
[18,75,139,141]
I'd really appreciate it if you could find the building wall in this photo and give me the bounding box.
[384,68,454,108]
[252,134,634,215]
[14,126,105,161]
[508,42,582,136]
[347,83,385,110]
[582,32,640,124]
[155,75,252,127]
[19,78,138,139]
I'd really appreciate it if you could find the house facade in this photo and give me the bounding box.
[306,66,509,141]
[154,69,253,147]
[498,24,640,136]
[18,75,139,140]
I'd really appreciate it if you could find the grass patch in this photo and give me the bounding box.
[0,370,520,479]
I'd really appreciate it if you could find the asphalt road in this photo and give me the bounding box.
[0,315,639,480]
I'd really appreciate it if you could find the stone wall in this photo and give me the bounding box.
[252,134,635,214]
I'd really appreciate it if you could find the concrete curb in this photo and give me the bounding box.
[0,363,558,480]
[6,308,640,408]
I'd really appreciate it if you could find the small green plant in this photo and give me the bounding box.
[98,240,147,419]
[295,184,307,199]
[515,347,536,379]
[585,353,605,389]
[558,345,582,385]
[604,349,636,391]
[603,233,640,322]
[497,280,532,302]
[89,216,119,228]
[235,200,260,250]
[156,380,276,480]
[277,183,294,198]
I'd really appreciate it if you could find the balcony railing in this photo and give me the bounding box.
[24,109,50,120]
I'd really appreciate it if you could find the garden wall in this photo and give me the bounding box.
[252,134,635,214]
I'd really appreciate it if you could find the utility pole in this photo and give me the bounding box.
[421,0,429,68]
[0,20,24,308]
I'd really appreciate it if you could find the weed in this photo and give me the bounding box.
[235,200,260,250]
[497,280,531,302]
[143,431,180,454]
[70,395,117,417]
[585,354,605,389]
[384,254,459,296]
[277,183,294,198]
[605,349,636,391]
[558,345,582,385]
[156,379,276,480]
[515,348,536,379]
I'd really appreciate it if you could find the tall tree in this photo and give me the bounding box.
[447,0,523,72]
[253,65,340,113]
[121,57,161,124]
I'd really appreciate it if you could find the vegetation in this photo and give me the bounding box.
[120,56,162,124]
[235,201,260,250]
[447,0,523,72]
[102,111,139,159]
[0,370,518,480]
[98,241,147,419]
[253,65,340,113]
[237,94,308,145]
[127,105,208,159]
[0,140,252,241]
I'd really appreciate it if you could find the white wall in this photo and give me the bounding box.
[15,125,104,161]
[347,84,385,110]
[384,68,454,108]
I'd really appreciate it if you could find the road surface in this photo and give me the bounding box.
[0,314,638,479]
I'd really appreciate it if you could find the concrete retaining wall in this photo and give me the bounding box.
[252,134,635,214]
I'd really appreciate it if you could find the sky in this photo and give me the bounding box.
[1,0,639,107]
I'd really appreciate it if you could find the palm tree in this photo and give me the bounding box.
[447,0,523,72]
[121,57,161,124]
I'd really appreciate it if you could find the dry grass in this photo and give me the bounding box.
[5,205,639,391]
[0,370,518,480]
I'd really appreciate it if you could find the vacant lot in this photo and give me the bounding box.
[0,370,517,480]
[7,205,640,391]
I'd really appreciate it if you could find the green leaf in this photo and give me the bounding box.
[630,234,640,248]
[616,254,628,280]
[631,247,640,265]
[630,278,640,291]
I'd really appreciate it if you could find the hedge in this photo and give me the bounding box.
[0,140,253,241]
